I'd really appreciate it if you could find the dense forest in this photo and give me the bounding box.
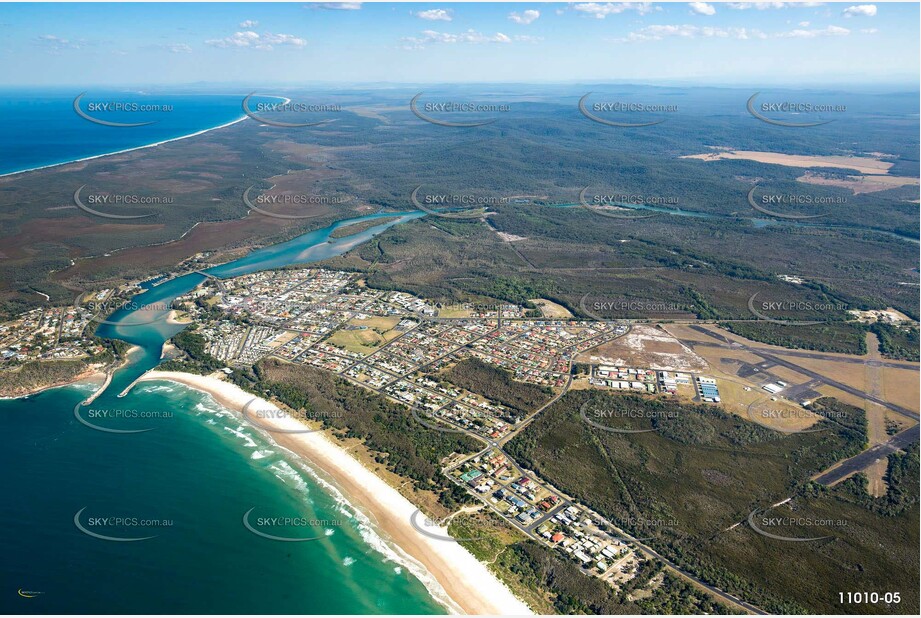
[2,87,918,364]
[442,357,552,415]
[505,390,917,614]
[251,358,480,502]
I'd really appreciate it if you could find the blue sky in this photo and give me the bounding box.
[0,2,917,86]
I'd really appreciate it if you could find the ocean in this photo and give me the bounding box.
[0,90,273,176]
[0,212,443,614]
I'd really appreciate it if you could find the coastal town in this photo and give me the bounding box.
[1,262,916,612]
[165,266,717,591]
[0,304,102,362]
[0,265,713,593]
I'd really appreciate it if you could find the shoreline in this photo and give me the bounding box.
[0,116,249,179]
[0,366,106,400]
[0,344,142,400]
[135,369,533,616]
[166,309,192,326]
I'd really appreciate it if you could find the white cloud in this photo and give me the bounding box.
[416,9,452,22]
[309,3,362,10]
[615,22,852,42]
[239,20,259,28]
[727,2,824,9]
[509,9,541,25]
[572,3,657,19]
[860,28,879,34]
[36,34,85,50]
[163,43,192,53]
[262,33,308,47]
[615,24,767,42]
[402,29,519,49]
[776,24,850,37]
[798,21,810,26]
[689,3,716,16]
[843,5,877,18]
[205,30,306,50]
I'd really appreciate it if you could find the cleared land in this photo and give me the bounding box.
[577,324,709,372]
[326,317,401,355]
[681,150,895,175]
[797,171,920,195]
[529,298,572,318]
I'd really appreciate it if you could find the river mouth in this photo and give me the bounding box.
[93,211,422,399]
[0,208,448,615]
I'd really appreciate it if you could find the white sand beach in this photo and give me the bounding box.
[134,370,533,616]
[166,309,192,325]
[0,116,248,179]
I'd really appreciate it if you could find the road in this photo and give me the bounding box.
[814,424,920,485]
[679,324,920,481]
[318,316,768,613]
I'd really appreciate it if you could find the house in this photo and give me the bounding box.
[460,469,483,486]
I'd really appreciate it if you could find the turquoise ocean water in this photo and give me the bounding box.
[0,212,444,614]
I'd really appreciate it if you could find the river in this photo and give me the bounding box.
[0,211,446,614]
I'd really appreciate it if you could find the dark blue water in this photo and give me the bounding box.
[0,91,273,176]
